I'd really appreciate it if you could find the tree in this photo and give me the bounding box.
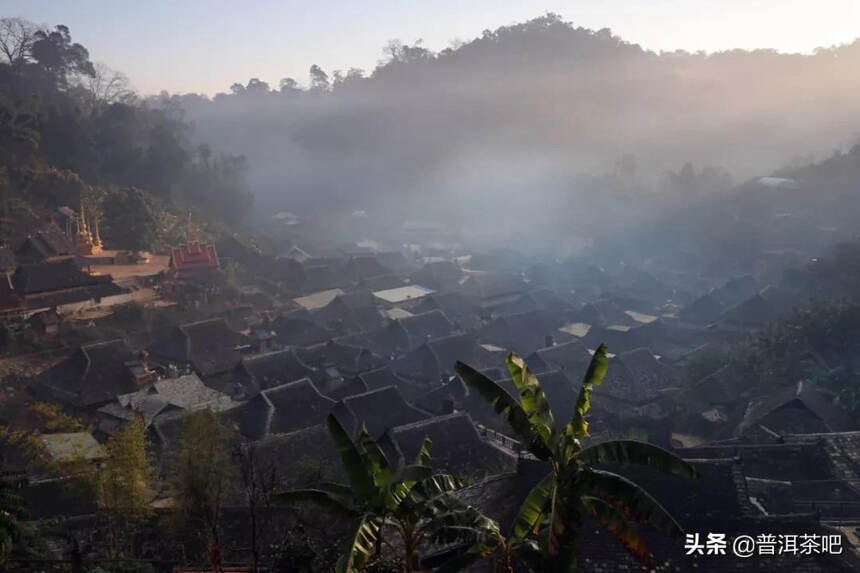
[245,78,270,95]
[30,25,95,88]
[82,62,136,107]
[278,77,299,93]
[28,401,85,432]
[454,345,697,571]
[309,65,329,92]
[173,409,235,568]
[100,187,158,252]
[0,17,38,71]
[94,415,154,556]
[0,474,25,565]
[233,442,279,573]
[276,414,485,573]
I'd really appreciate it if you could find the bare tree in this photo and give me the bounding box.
[83,62,136,106]
[0,17,39,71]
[232,442,279,573]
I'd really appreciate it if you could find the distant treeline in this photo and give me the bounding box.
[0,18,253,253]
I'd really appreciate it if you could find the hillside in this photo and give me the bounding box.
[0,21,252,260]
[168,14,860,219]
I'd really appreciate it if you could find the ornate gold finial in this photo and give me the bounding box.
[93,215,102,249]
[79,200,89,233]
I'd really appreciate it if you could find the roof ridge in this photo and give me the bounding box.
[390,411,468,432]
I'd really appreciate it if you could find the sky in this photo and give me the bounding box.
[2,0,859,96]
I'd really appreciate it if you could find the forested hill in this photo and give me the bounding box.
[169,14,860,213]
[0,20,253,257]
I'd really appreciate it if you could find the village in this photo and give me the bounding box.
[0,188,858,571]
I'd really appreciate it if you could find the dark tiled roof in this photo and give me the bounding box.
[224,393,273,440]
[298,340,385,376]
[320,376,369,401]
[333,385,430,439]
[383,412,516,476]
[15,224,74,262]
[591,348,678,406]
[721,293,775,326]
[534,369,578,422]
[148,318,250,377]
[396,310,455,347]
[342,256,392,281]
[394,333,478,381]
[532,339,592,372]
[357,366,427,400]
[680,293,724,323]
[413,377,467,415]
[236,349,318,395]
[736,382,854,437]
[711,274,760,308]
[11,259,113,295]
[301,264,345,293]
[313,294,384,333]
[408,291,476,318]
[264,378,336,435]
[32,339,140,407]
[478,310,561,356]
[459,272,526,300]
[23,281,129,310]
[271,312,334,347]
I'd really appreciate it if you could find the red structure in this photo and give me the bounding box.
[168,241,221,279]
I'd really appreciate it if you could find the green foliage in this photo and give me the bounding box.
[101,187,159,251]
[456,347,696,571]
[0,18,252,243]
[276,415,489,573]
[93,416,154,557]
[20,165,88,206]
[172,409,235,563]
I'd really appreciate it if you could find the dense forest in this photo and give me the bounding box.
[0,19,253,257]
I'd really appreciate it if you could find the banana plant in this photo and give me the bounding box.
[275,414,480,573]
[455,344,698,571]
[433,515,542,573]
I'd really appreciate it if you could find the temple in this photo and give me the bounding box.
[167,214,221,279]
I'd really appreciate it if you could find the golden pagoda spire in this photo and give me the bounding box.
[79,200,89,233]
[92,214,102,251]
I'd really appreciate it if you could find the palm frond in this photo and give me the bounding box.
[581,495,653,566]
[507,353,556,447]
[577,468,685,539]
[336,514,383,573]
[327,414,375,498]
[273,488,358,516]
[563,343,609,443]
[578,440,698,480]
[455,360,553,459]
[509,472,554,543]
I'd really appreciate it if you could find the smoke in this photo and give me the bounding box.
[164,16,860,255]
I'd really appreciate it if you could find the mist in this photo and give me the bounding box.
[154,15,860,257]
